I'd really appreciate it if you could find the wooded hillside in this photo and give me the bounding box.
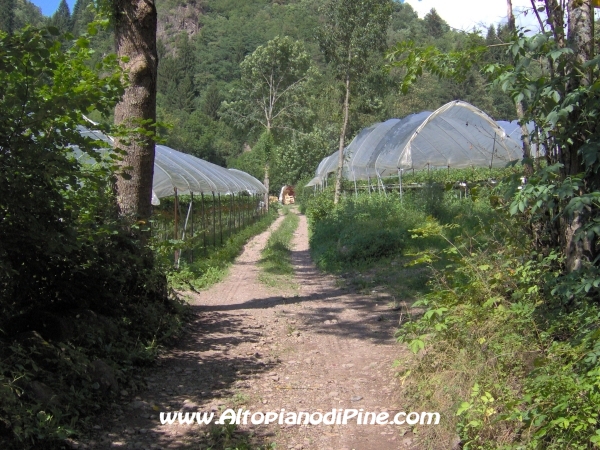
[14,0,516,191]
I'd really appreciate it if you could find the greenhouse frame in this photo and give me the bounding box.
[307,101,525,190]
[75,127,268,262]
[77,127,267,202]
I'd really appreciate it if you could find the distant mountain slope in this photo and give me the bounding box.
[0,0,45,33]
[157,0,206,42]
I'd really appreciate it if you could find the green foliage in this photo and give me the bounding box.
[71,0,95,37]
[379,8,600,447]
[386,38,487,95]
[423,8,448,39]
[11,0,45,32]
[0,26,186,449]
[202,82,222,120]
[0,24,123,314]
[49,0,70,34]
[306,192,434,271]
[259,208,300,288]
[486,30,600,268]
[317,0,393,81]
[221,35,316,133]
[0,0,16,34]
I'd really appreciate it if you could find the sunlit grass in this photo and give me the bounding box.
[258,208,300,290]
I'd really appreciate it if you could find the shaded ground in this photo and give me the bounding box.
[78,210,416,450]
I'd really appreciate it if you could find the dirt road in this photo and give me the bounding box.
[80,210,414,450]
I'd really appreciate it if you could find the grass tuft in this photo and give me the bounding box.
[258,208,300,289]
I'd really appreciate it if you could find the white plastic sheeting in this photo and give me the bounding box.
[74,128,267,202]
[308,101,524,186]
[497,120,541,155]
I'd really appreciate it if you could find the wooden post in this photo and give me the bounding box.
[238,194,242,229]
[190,192,194,264]
[218,193,223,245]
[174,187,179,267]
[201,193,206,254]
[228,193,233,238]
[212,192,216,247]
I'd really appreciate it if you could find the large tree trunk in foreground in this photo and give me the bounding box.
[561,0,595,272]
[114,0,158,235]
[334,71,350,205]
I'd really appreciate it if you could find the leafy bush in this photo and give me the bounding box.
[397,204,600,449]
[0,26,188,448]
[306,192,431,271]
[303,183,498,272]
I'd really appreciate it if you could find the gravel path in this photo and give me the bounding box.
[79,210,414,450]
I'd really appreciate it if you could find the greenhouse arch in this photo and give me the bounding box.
[307,100,524,188]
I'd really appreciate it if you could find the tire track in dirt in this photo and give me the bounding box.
[78,210,415,450]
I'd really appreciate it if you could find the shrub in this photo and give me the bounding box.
[0,25,187,449]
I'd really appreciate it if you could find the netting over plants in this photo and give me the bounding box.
[307,101,524,187]
[75,127,267,203]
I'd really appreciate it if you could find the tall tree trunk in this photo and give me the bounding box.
[334,71,351,205]
[264,162,270,212]
[506,0,515,30]
[114,0,158,238]
[561,0,595,272]
[507,0,533,174]
[515,101,533,175]
[263,126,272,212]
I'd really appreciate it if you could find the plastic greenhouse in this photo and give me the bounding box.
[76,127,267,202]
[74,127,268,260]
[307,101,524,189]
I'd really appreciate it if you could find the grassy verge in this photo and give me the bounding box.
[303,187,600,449]
[258,207,300,289]
[167,209,279,291]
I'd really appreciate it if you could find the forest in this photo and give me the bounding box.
[1,0,600,449]
[2,0,518,189]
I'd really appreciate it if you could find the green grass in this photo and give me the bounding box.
[302,188,600,449]
[167,209,279,291]
[258,207,300,289]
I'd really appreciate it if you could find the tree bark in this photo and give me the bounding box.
[264,162,270,212]
[561,0,594,272]
[334,71,351,205]
[506,0,515,31]
[515,101,533,175]
[507,0,533,174]
[114,0,158,237]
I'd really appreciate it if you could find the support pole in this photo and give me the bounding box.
[218,193,223,245]
[353,170,358,197]
[228,193,233,238]
[174,188,179,267]
[378,173,387,197]
[190,192,194,264]
[212,192,216,247]
[201,193,206,254]
[178,195,193,267]
[234,193,238,231]
[398,169,403,201]
[490,135,496,170]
